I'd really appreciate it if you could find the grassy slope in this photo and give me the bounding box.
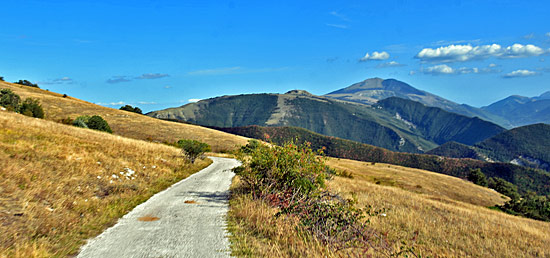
[0,81,248,152]
[0,110,214,256]
[229,158,550,257]
[218,125,550,195]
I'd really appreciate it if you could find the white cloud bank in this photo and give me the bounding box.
[420,64,500,75]
[416,43,547,63]
[377,61,405,68]
[360,51,390,61]
[502,69,539,78]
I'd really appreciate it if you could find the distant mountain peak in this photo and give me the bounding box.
[537,91,550,100]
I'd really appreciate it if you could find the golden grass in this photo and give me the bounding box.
[328,159,550,257]
[326,157,507,207]
[228,157,550,257]
[227,177,333,258]
[0,110,212,257]
[0,81,248,152]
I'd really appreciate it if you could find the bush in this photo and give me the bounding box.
[73,116,90,128]
[234,141,414,255]
[119,105,142,114]
[234,141,327,196]
[239,139,262,154]
[467,168,488,186]
[72,115,112,133]
[19,98,44,118]
[488,177,520,200]
[0,88,21,111]
[87,115,112,133]
[176,139,211,163]
[0,76,4,81]
[14,80,39,88]
[499,192,550,222]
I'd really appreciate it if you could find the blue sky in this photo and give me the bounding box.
[1,0,549,112]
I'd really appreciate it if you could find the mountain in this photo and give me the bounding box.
[428,123,550,171]
[325,78,512,128]
[216,125,550,195]
[375,97,505,145]
[148,91,505,153]
[482,91,550,127]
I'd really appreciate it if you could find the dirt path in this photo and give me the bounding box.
[77,157,240,258]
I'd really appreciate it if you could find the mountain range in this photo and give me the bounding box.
[148,87,505,153]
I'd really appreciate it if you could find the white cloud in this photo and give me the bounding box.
[329,11,351,22]
[39,76,75,85]
[488,63,498,68]
[106,76,132,84]
[188,99,201,103]
[360,51,390,61]
[523,33,535,39]
[421,64,500,75]
[546,32,550,37]
[135,73,169,79]
[502,69,538,78]
[377,61,405,68]
[416,43,547,62]
[137,101,157,105]
[96,101,126,106]
[326,23,348,29]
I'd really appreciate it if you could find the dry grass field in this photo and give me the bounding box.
[0,110,212,257]
[0,81,248,152]
[229,157,550,257]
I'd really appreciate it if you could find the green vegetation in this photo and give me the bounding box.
[233,140,416,255]
[0,89,44,118]
[176,139,211,163]
[14,79,39,88]
[426,141,480,159]
[488,177,520,200]
[498,192,550,222]
[0,76,4,81]
[467,169,488,187]
[375,97,505,145]
[219,125,550,196]
[0,88,21,111]
[119,105,143,114]
[72,115,113,133]
[19,98,45,118]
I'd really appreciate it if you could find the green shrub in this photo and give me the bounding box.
[72,115,112,133]
[0,88,21,111]
[467,168,488,186]
[234,141,327,196]
[488,177,520,200]
[87,115,112,133]
[234,141,414,255]
[499,192,550,222]
[176,139,211,163]
[119,105,142,114]
[14,79,39,88]
[239,139,262,154]
[0,76,4,81]
[73,116,90,128]
[19,98,44,118]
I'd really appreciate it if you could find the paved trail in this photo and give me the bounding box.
[78,157,240,258]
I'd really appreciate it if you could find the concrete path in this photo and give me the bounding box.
[77,157,240,258]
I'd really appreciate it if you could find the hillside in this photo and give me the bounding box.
[375,97,505,145]
[0,81,249,152]
[326,158,550,257]
[0,110,212,256]
[476,123,550,170]
[482,91,550,127]
[149,91,503,153]
[428,123,550,171]
[324,78,510,127]
[217,125,550,195]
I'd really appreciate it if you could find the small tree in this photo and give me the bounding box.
[488,177,520,200]
[14,80,39,88]
[87,115,112,133]
[19,98,45,118]
[119,105,142,114]
[0,88,21,111]
[72,115,112,133]
[467,168,488,187]
[176,139,211,163]
[0,76,4,81]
